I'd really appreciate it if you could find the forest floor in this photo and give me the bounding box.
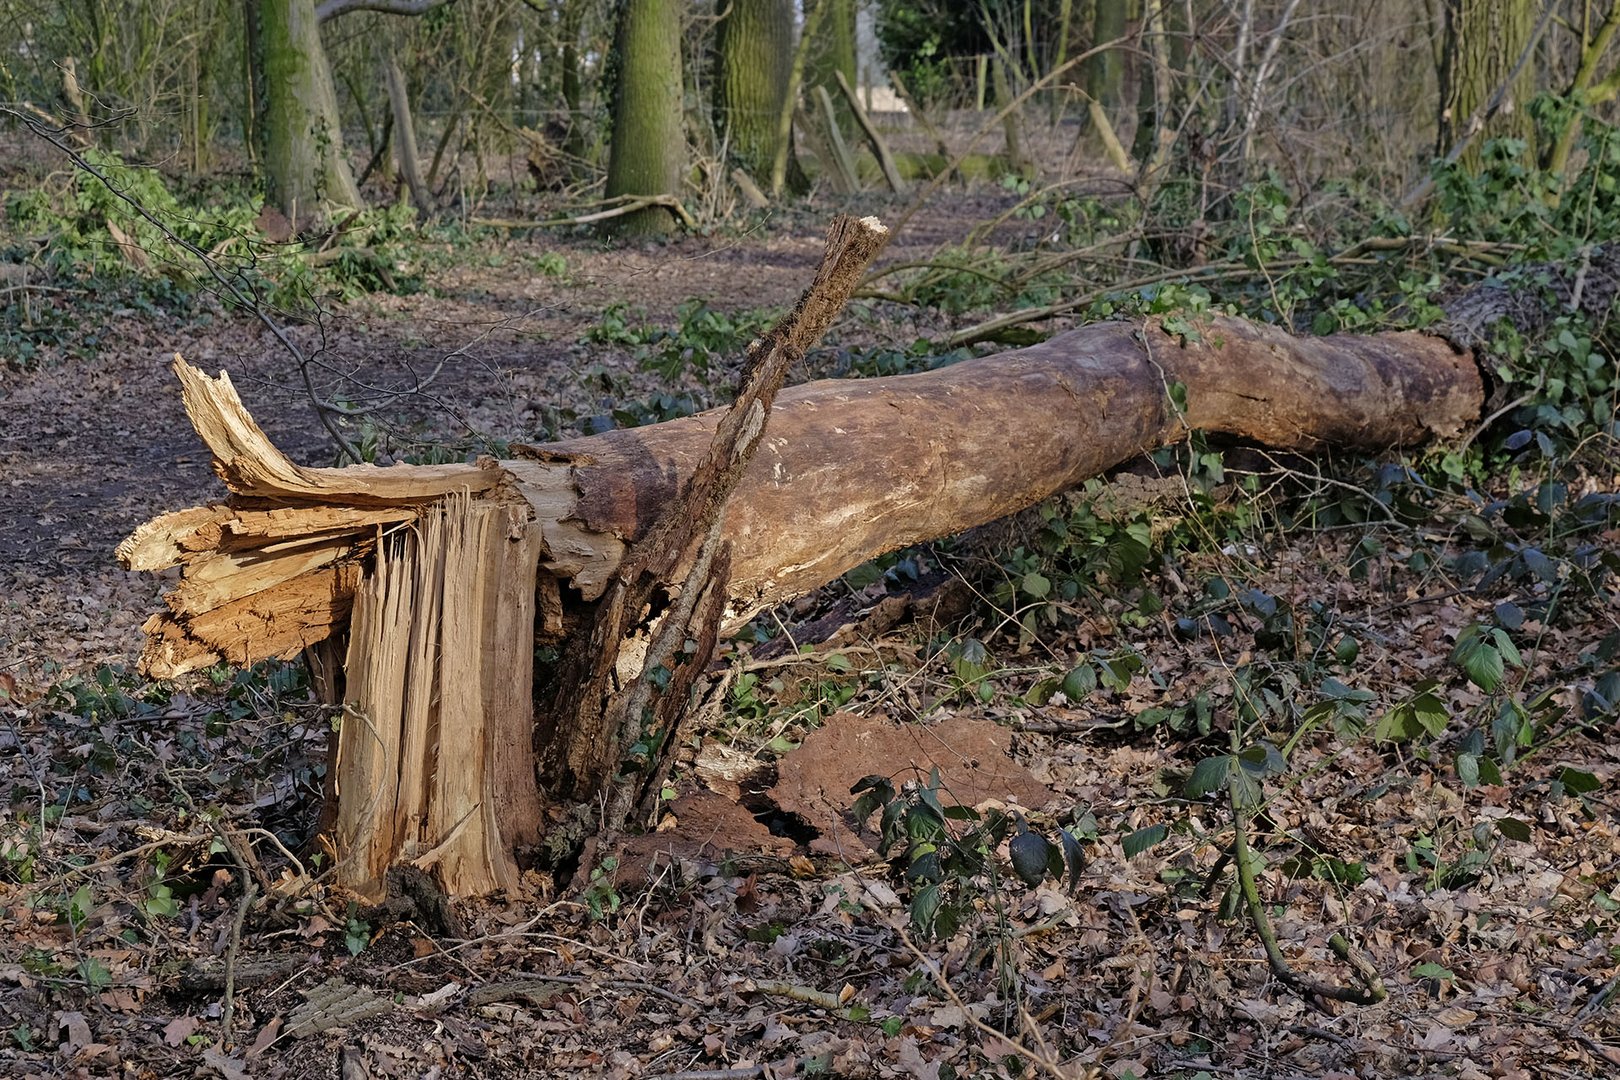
[3,184,1620,1080]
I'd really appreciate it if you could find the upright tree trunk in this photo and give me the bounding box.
[715,0,802,190]
[1132,0,1182,163]
[1437,0,1536,169]
[807,0,857,137]
[385,52,433,214]
[260,0,362,224]
[604,0,686,236]
[1084,0,1128,112]
[559,0,587,159]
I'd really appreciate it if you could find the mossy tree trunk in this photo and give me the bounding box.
[1084,0,1129,112]
[1437,0,1536,169]
[559,0,587,159]
[715,0,803,191]
[260,0,362,224]
[604,0,686,236]
[807,0,857,137]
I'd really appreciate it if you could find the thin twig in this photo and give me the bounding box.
[1228,732,1386,1006]
[220,880,259,1050]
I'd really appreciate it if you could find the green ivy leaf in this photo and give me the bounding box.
[1122,824,1169,858]
[1452,628,1505,692]
[1495,817,1532,842]
[1185,756,1232,799]
[1557,767,1600,795]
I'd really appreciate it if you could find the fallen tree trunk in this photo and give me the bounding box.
[119,224,1495,898]
[124,319,1480,675]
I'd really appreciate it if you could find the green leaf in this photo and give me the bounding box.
[1558,767,1601,795]
[843,561,883,589]
[1412,962,1455,981]
[1059,828,1085,894]
[1238,741,1288,776]
[1320,677,1373,702]
[1026,676,1061,706]
[1492,697,1529,763]
[1229,766,1264,809]
[1100,654,1141,692]
[1456,752,1480,788]
[1374,703,1420,742]
[1122,824,1168,858]
[1021,571,1052,599]
[1495,817,1532,842]
[910,883,941,935]
[76,959,113,990]
[1490,629,1524,670]
[1412,692,1450,737]
[1185,756,1232,799]
[1452,630,1505,692]
[1061,664,1097,701]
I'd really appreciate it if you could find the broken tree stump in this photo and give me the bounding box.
[120,219,1514,899]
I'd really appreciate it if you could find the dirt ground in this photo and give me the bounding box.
[3,190,1620,1080]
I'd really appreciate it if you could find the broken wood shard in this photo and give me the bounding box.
[121,215,1495,898]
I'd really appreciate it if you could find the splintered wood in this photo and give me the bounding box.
[116,359,548,896]
[334,495,544,898]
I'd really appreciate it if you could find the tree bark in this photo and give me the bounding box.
[715,0,803,191]
[384,52,433,214]
[807,0,857,137]
[125,309,1481,669]
[1437,0,1536,169]
[604,0,685,236]
[260,0,363,223]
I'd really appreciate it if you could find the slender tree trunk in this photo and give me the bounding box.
[715,0,803,191]
[385,52,433,214]
[560,0,586,159]
[1437,0,1536,169]
[260,0,362,223]
[604,0,685,236]
[807,0,856,137]
[1084,0,1128,111]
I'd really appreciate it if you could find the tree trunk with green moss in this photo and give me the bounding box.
[260,0,362,224]
[1084,0,1128,112]
[1437,0,1536,169]
[604,0,685,236]
[807,0,856,137]
[715,0,801,189]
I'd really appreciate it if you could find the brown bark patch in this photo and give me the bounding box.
[616,792,797,885]
[770,712,1055,860]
